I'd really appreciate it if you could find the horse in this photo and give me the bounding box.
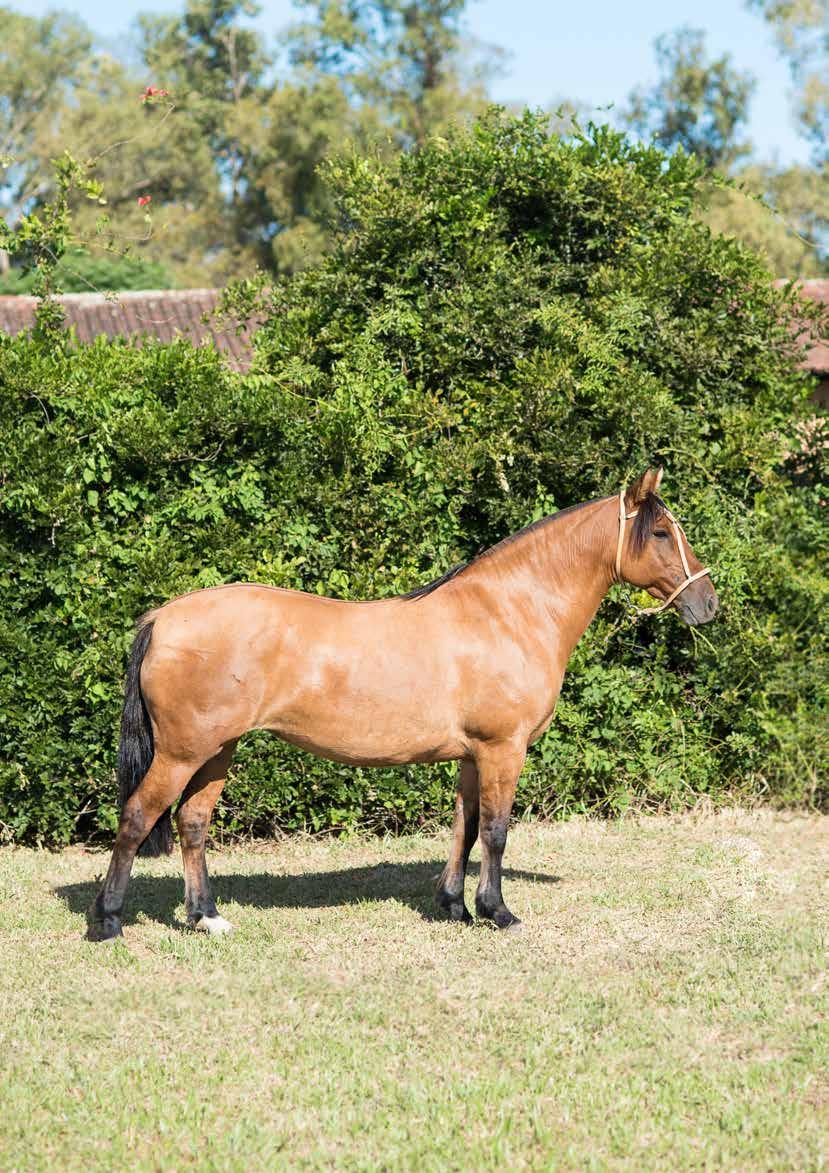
[87,467,717,941]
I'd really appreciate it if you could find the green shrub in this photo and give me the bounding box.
[0,111,825,846]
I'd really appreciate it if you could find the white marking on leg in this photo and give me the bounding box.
[194,914,233,937]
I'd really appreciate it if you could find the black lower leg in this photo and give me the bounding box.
[436,766,479,923]
[475,815,520,929]
[437,819,478,922]
[178,818,218,924]
[87,804,145,940]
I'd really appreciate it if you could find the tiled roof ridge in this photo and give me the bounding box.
[775,278,829,297]
[0,287,257,371]
[775,278,829,375]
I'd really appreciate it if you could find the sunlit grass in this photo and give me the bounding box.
[1,811,826,1170]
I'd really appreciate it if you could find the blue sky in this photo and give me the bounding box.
[16,0,809,165]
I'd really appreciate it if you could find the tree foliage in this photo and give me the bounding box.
[285,0,499,147]
[0,7,91,216]
[624,28,756,169]
[2,1,826,284]
[1,0,498,285]
[621,25,828,275]
[748,0,828,161]
[703,163,829,276]
[0,247,173,294]
[1,112,825,846]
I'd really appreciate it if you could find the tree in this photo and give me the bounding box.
[0,8,91,207]
[0,7,228,288]
[139,0,270,206]
[748,0,828,162]
[227,74,360,273]
[1,0,506,284]
[0,9,92,272]
[44,60,227,286]
[703,164,829,276]
[0,247,173,294]
[284,0,500,148]
[624,28,756,169]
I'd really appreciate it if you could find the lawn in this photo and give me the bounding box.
[0,810,826,1170]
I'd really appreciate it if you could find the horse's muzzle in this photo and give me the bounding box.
[677,579,719,626]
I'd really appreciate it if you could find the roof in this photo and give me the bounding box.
[1,280,826,377]
[775,279,829,376]
[0,289,256,371]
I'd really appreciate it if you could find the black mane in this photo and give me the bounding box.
[399,499,594,601]
[399,562,468,599]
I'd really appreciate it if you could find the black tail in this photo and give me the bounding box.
[117,618,173,857]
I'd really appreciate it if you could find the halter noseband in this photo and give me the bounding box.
[614,489,711,615]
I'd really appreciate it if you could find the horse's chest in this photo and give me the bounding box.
[528,705,557,744]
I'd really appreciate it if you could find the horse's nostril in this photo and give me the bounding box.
[707,596,716,613]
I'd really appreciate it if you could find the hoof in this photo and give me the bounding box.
[502,919,524,935]
[493,909,522,931]
[192,914,233,937]
[476,902,522,931]
[86,912,123,943]
[436,888,473,925]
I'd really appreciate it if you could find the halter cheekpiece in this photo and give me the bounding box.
[614,489,711,615]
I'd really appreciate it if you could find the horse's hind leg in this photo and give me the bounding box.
[176,741,237,936]
[87,754,195,941]
[435,760,479,923]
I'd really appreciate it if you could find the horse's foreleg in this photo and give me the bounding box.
[435,759,479,923]
[176,741,237,936]
[87,754,196,941]
[474,742,526,931]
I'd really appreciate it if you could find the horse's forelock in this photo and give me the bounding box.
[630,492,668,557]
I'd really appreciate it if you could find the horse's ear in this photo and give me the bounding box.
[625,466,664,509]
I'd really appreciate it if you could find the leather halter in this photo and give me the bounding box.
[614,489,711,614]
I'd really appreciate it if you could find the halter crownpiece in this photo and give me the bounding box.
[614,488,712,615]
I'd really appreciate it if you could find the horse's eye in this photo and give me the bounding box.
[653,530,670,540]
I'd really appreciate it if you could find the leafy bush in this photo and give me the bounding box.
[1,111,825,846]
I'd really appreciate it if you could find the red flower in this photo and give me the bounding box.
[140,85,169,103]
[137,195,152,207]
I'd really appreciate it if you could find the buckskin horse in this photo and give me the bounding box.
[87,468,717,941]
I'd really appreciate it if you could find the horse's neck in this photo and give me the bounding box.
[470,499,616,654]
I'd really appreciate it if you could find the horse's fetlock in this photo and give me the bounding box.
[475,889,497,918]
[436,886,472,923]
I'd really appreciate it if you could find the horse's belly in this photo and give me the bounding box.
[274,726,465,767]
[258,641,464,766]
[263,699,464,766]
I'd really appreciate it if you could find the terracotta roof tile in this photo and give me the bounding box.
[0,289,257,371]
[775,279,829,376]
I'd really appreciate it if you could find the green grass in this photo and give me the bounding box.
[0,811,826,1170]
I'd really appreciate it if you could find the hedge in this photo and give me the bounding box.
[1,110,826,846]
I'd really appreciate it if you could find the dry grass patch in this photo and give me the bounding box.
[0,809,826,1170]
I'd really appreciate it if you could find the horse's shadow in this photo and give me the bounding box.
[56,859,560,929]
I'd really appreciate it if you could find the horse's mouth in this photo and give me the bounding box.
[677,588,719,626]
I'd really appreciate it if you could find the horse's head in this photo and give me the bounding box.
[617,468,718,626]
